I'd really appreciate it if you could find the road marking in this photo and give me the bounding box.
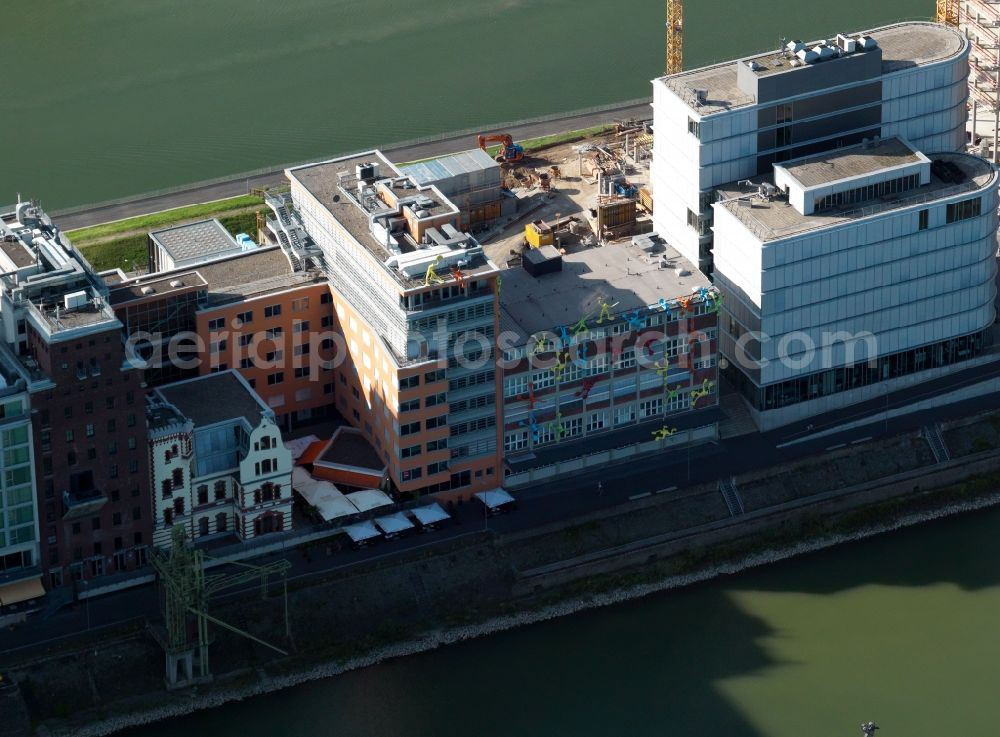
[629,492,652,501]
[851,436,872,445]
[825,443,846,450]
[655,486,678,494]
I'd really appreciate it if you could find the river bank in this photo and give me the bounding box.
[67,482,1000,737]
[10,410,1000,737]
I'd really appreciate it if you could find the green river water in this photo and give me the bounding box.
[122,505,1000,737]
[3,0,928,209]
[13,1,993,735]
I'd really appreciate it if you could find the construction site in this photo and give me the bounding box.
[475,119,655,270]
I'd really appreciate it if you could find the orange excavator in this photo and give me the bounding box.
[477,133,525,163]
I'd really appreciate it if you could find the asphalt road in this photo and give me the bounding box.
[51,100,653,231]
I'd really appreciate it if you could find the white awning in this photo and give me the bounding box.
[375,512,414,536]
[343,520,380,543]
[411,503,450,526]
[285,435,320,461]
[345,489,393,513]
[294,478,357,522]
[474,488,516,510]
[0,577,45,606]
[292,466,314,488]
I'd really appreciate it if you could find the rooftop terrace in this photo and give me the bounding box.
[716,151,996,242]
[500,239,710,343]
[287,152,496,289]
[662,22,966,115]
[110,247,323,307]
[775,137,923,188]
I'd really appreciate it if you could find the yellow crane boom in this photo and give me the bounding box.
[666,0,683,75]
[936,0,959,26]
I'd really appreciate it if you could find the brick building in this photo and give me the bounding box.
[0,201,151,589]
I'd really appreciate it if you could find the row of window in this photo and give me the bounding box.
[206,297,327,331]
[399,368,447,391]
[816,173,921,212]
[400,415,449,436]
[503,392,699,452]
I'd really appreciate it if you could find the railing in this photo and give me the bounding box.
[725,177,992,242]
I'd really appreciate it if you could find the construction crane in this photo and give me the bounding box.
[150,526,292,689]
[477,133,525,163]
[936,0,960,26]
[666,0,683,75]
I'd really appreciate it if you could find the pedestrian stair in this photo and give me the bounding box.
[719,476,744,516]
[923,423,951,464]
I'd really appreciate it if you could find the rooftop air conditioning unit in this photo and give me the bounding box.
[141,286,155,295]
[169,280,183,288]
[63,290,88,310]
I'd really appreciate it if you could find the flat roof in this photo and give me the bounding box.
[157,371,267,429]
[319,427,384,471]
[662,22,966,115]
[500,239,710,342]
[776,137,922,188]
[716,151,996,242]
[149,219,241,264]
[398,149,500,185]
[110,247,322,307]
[287,152,495,288]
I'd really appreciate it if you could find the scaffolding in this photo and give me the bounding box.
[961,0,1000,162]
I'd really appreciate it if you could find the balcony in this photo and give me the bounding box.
[62,488,107,520]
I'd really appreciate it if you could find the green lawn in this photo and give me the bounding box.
[76,208,265,273]
[398,124,615,166]
[65,194,264,242]
[79,234,149,272]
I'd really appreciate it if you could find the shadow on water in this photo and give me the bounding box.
[122,506,1000,737]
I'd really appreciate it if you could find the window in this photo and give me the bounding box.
[266,327,283,339]
[85,423,95,437]
[505,430,529,452]
[504,375,528,398]
[294,343,310,356]
[127,413,136,427]
[614,404,635,426]
[294,366,309,379]
[399,375,420,390]
[320,292,332,304]
[775,102,793,123]
[216,513,228,533]
[426,415,448,430]
[424,369,446,384]
[214,480,227,500]
[400,467,422,482]
[775,125,792,147]
[639,398,663,418]
[401,444,421,459]
[687,208,708,236]
[425,392,447,407]
[615,348,636,371]
[128,436,136,450]
[946,197,981,223]
[164,508,174,526]
[427,438,448,452]
[400,399,420,412]
[587,411,606,432]
[268,372,285,385]
[400,421,421,436]
[208,317,225,330]
[264,304,282,318]
[236,310,253,325]
[293,320,310,333]
[687,117,700,139]
[427,461,448,475]
[197,485,208,505]
[533,369,554,390]
[292,297,310,312]
[65,429,74,442]
[918,209,929,230]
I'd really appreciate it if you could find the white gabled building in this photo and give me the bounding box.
[146,371,293,548]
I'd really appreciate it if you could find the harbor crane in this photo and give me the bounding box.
[665,0,683,74]
[936,0,959,26]
[149,525,292,689]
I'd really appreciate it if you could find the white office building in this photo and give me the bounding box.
[651,21,969,274]
[711,136,997,429]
